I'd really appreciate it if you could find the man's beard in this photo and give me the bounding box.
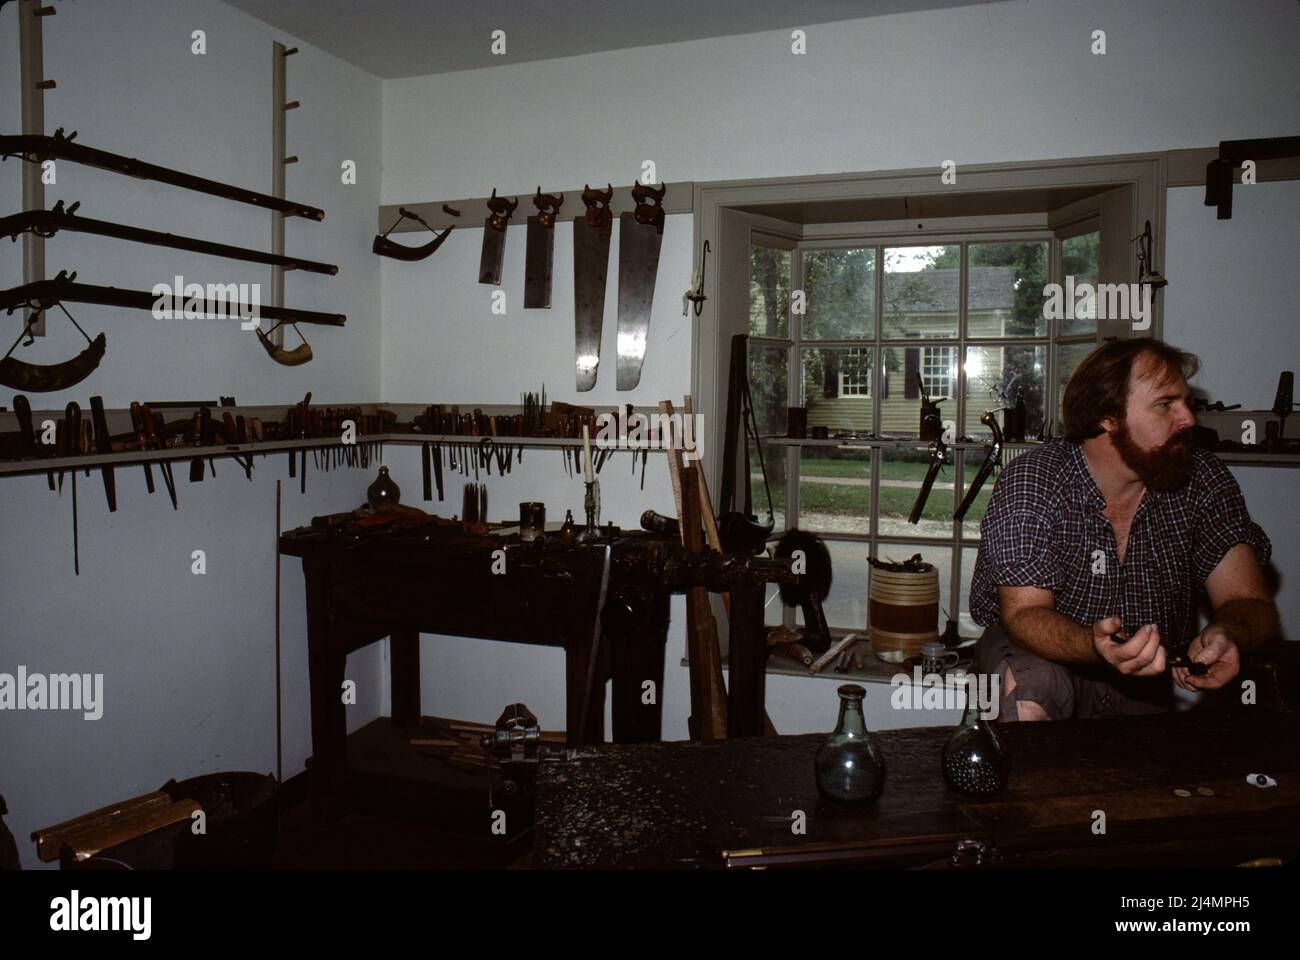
[1113,419,1196,491]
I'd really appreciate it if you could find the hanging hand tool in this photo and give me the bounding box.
[681,239,710,317]
[143,407,178,508]
[954,410,1003,522]
[64,402,81,575]
[0,286,107,393]
[12,394,52,489]
[477,188,518,285]
[88,396,117,511]
[616,182,666,390]
[129,402,156,495]
[190,408,211,482]
[433,442,444,501]
[372,206,455,261]
[573,183,614,389]
[524,188,563,308]
[422,441,432,500]
[908,434,949,524]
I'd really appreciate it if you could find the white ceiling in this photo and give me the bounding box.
[220,0,990,78]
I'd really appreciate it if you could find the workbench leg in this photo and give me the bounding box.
[612,591,668,743]
[389,629,421,727]
[565,637,606,747]
[304,557,347,820]
[727,579,767,738]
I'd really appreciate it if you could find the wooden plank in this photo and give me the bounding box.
[380,181,694,232]
[534,709,1300,868]
[1167,148,1300,187]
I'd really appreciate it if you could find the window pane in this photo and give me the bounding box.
[800,347,874,437]
[881,345,955,436]
[961,345,1047,439]
[749,439,785,532]
[882,245,959,339]
[749,244,790,338]
[967,241,1048,337]
[799,539,869,633]
[747,345,788,436]
[798,448,871,535]
[877,445,956,538]
[803,248,876,340]
[1056,342,1095,431]
[1060,231,1100,335]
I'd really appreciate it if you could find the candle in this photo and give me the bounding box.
[582,423,594,482]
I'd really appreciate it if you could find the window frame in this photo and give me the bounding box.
[701,153,1166,641]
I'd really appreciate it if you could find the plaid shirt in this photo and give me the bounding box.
[970,439,1271,652]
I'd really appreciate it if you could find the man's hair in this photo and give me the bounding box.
[1061,337,1200,441]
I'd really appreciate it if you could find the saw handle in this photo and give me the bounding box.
[581,183,614,229]
[631,181,666,231]
[485,188,518,231]
[531,188,564,227]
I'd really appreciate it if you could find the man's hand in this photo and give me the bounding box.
[1092,617,1168,676]
[1175,625,1240,691]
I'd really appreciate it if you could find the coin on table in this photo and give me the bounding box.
[1196,787,1215,797]
[1173,788,1192,798]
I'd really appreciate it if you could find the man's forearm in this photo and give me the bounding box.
[1211,597,1281,651]
[1003,607,1099,664]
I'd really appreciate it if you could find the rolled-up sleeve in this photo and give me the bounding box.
[1192,457,1272,585]
[970,459,1060,624]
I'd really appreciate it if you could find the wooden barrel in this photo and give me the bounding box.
[868,564,939,661]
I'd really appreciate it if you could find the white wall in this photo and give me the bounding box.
[1166,181,1300,641]
[379,0,1300,735]
[0,0,383,868]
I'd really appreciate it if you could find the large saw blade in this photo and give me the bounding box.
[616,212,662,391]
[478,216,506,285]
[523,214,553,308]
[573,217,611,391]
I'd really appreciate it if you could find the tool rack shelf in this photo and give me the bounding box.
[0,432,667,479]
[765,436,1300,466]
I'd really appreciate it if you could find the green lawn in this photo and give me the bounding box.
[762,479,990,524]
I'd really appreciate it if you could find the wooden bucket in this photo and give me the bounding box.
[868,564,939,661]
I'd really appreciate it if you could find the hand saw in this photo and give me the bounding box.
[616,182,666,391]
[477,189,518,285]
[523,188,563,308]
[572,184,613,391]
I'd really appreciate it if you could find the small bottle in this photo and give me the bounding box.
[941,674,1010,797]
[367,465,400,510]
[814,684,885,804]
[559,509,577,543]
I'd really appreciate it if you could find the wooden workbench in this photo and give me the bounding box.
[279,521,793,819]
[534,707,1300,868]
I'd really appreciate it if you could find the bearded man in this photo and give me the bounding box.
[970,338,1279,720]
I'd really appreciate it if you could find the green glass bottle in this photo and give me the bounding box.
[814,684,885,804]
[941,674,1010,797]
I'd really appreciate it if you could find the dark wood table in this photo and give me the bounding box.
[280,522,791,819]
[534,707,1300,868]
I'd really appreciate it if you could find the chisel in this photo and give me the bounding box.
[88,396,117,511]
[129,402,155,494]
[64,402,81,575]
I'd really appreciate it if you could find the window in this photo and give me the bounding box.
[922,346,955,398]
[839,348,871,396]
[708,156,1162,648]
[749,231,1100,637]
